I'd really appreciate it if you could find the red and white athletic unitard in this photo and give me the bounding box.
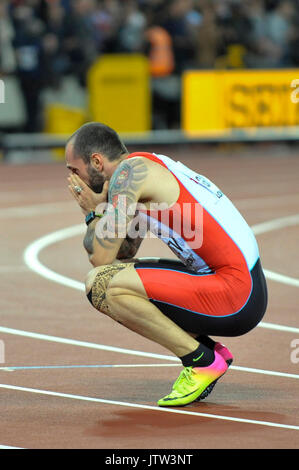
[128,152,268,337]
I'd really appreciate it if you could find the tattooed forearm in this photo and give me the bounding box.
[83,220,96,256]
[83,158,147,265]
[116,235,143,260]
[95,158,148,249]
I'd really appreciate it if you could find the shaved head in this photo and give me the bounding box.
[67,122,128,164]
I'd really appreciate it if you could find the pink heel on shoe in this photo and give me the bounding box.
[194,351,228,402]
[215,342,233,366]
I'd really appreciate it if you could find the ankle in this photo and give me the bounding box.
[180,343,215,367]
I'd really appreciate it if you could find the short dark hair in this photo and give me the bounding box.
[67,122,128,163]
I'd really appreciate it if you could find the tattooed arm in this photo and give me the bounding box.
[84,224,144,263]
[116,234,144,260]
[83,158,148,267]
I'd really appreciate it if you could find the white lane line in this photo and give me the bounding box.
[0,444,24,449]
[0,325,178,362]
[0,383,298,431]
[0,325,298,380]
[0,363,182,372]
[230,365,299,380]
[262,269,299,288]
[251,214,299,287]
[257,321,299,334]
[22,218,299,334]
[252,214,299,235]
[23,215,299,292]
[2,203,299,436]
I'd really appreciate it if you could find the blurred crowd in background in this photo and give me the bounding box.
[1,0,299,132]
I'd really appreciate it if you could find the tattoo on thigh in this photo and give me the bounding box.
[91,263,129,313]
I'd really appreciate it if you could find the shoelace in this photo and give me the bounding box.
[173,367,197,392]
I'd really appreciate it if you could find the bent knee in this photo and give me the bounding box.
[85,267,101,294]
[85,263,129,313]
[85,266,104,295]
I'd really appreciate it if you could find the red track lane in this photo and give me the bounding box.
[0,145,299,449]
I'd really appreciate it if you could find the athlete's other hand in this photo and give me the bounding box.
[68,174,109,216]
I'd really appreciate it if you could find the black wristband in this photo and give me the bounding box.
[85,211,104,226]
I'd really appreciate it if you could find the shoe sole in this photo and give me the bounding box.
[195,370,227,402]
[195,378,218,401]
[195,358,232,403]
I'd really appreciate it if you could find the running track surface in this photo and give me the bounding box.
[0,144,298,449]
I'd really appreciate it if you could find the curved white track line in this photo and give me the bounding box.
[252,214,299,287]
[23,214,299,334]
[24,224,85,292]
[4,213,297,434]
[262,270,299,288]
[252,214,299,235]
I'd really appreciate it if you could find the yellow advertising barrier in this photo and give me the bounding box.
[44,105,86,135]
[182,69,299,136]
[44,104,87,160]
[88,54,151,133]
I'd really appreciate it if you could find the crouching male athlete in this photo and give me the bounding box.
[66,122,268,407]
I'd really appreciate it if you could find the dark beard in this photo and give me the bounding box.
[87,165,107,193]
